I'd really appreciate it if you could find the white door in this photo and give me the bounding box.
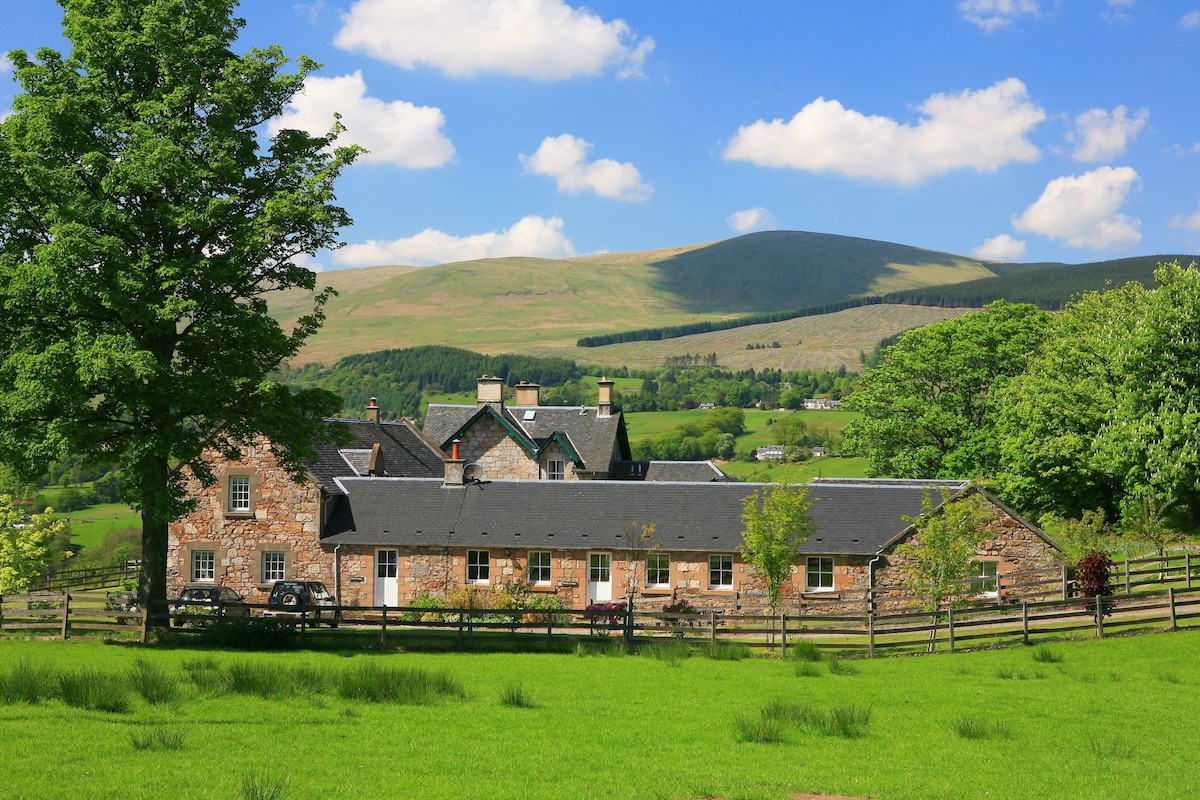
[375,549,398,607]
[587,552,612,603]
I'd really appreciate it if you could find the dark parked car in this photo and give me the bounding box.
[264,580,339,626]
[170,584,250,626]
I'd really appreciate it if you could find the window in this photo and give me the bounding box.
[588,552,611,583]
[467,550,490,584]
[708,555,733,589]
[806,557,834,591]
[528,551,551,585]
[261,551,286,583]
[192,550,215,582]
[547,459,565,480]
[646,553,670,588]
[969,560,999,596]
[228,474,251,512]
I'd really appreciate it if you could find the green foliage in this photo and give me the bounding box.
[128,725,188,752]
[0,660,58,704]
[1031,646,1064,664]
[194,616,300,650]
[335,664,465,705]
[634,407,747,461]
[240,769,289,800]
[951,714,1012,740]
[58,669,131,713]
[739,482,816,612]
[843,301,1050,479]
[895,489,995,611]
[1038,510,1115,563]
[826,657,861,676]
[127,658,179,706]
[499,683,537,708]
[0,496,71,594]
[787,639,823,663]
[0,0,358,607]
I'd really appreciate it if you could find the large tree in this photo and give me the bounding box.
[841,301,1049,480]
[0,0,358,609]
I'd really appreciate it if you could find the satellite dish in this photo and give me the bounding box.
[463,463,484,483]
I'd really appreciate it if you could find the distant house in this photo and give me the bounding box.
[811,446,827,458]
[756,445,785,461]
[804,398,841,410]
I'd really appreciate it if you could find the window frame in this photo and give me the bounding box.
[191,549,216,583]
[528,550,552,585]
[708,554,734,589]
[806,557,835,592]
[546,459,566,480]
[466,549,491,584]
[227,474,251,512]
[969,560,999,597]
[646,552,671,589]
[261,551,286,584]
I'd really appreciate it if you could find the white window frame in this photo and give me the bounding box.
[806,557,835,592]
[467,550,490,584]
[228,474,251,512]
[261,551,286,583]
[708,555,733,589]
[528,551,552,585]
[646,552,671,588]
[192,550,215,583]
[969,560,999,597]
[546,459,566,480]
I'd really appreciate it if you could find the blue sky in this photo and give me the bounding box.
[4,0,1200,269]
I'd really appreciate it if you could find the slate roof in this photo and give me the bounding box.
[643,461,732,482]
[306,419,445,494]
[422,403,630,474]
[321,478,972,556]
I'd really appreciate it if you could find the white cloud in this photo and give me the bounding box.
[957,0,1040,32]
[723,78,1044,185]
[335,0,654,80]
[1169,199,1200,233]
[726,207,776,233]
[333,215,577,267]
[1068,105,1148,162]
[972,234,1027,261]
[519,134,650,201]
[1013,166,1141,250]
[1,55,11,76]
[1182,11,1200,28]
[1102,0,1136,25]
[268,71,454,169]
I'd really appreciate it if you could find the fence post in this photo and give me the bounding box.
[545,613,553,652]
[1187,553,1193,590]
[61,592,70,639]
[1021,602,1029,646]
[1124,558,1131,595]
[1062,567,1068,600]
[709,609,717,647]
[1094,595,1104,638]
[623,607,633,647]
[379,607,388,649]
[139,600,149,644]
[780,614,788,658]
[867,607,875,658]
[947,608,955,652]
[1168,588,1177,631]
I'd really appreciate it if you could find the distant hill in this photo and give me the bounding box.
[271,231,1190,369]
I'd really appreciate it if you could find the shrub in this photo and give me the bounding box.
[58,669,131,713]
[128,658,179,706]
[499,683,536,708]
[662,598,699,615]
[129,724,188,752]
[787,639,823,662]
[583,601,627,628]
[520,593,571,625]
[402,592,446,623]
[0,660,58,705]
[1076,550,1115,615]
[335,663,464,705]
[195,617,298,650]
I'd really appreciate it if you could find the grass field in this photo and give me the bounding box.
[57,503,141,551]
[1,632,1197,799]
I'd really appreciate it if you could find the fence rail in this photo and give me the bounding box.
[32,561,141,592]
[5,584,1200,656]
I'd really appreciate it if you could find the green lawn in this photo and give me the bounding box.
[721,456,869,482]
[1,632,1197,799]
[56,503,141,551]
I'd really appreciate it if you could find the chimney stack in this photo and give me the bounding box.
[476,375,505,410]
[597,377,614,418]
[515,381,541,406]
[368,442,384,476]
[444,439,466,486]
[366,397,380,424]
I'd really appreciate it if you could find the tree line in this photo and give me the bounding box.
[841,262,1200,547]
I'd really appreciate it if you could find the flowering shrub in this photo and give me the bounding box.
[584,601,627,627]
[662,598,699,615]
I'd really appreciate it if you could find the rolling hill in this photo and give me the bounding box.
[274,231,1001,366]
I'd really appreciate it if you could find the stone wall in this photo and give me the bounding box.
[457,414,539,480]
[167,437,334,600]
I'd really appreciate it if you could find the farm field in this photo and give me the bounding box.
[1,632,1197,799]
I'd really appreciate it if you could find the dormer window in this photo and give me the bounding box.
[547,459,565,480]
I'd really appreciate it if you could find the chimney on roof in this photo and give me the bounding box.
[367,397,380,424]
[368,442,384,476]
[476,375,505,410]
[444,438,466,486]
[515,381,540,406]
[597,377,615,418]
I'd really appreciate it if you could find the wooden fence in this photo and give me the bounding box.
[5,584,1199,657]
[32,561,141,592]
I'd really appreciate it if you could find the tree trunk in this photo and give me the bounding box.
[137,455,171,625]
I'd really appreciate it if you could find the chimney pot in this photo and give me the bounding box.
[367,396,380,424]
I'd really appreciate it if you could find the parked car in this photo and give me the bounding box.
[170,584,250,627]
[264,580,339,627]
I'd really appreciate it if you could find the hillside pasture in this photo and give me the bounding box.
[0,633,1197,799]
